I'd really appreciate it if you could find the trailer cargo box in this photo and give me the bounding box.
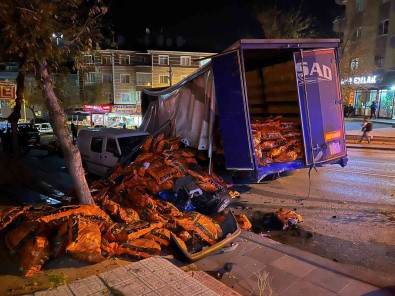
[140,39,348,183]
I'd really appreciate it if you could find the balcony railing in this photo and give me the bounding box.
[335,0,347,5]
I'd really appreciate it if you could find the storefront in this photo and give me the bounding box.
[67,104,143,128]
[345,73,395,119]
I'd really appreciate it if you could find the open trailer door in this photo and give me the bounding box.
[294,49,347,166]
[211,50,255,170]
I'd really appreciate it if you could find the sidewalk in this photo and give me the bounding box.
[344,117,395,151]
[22,231,395,296]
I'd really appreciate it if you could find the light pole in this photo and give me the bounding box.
[52,33,63,45]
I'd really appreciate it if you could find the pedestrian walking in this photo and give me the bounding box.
[359,117,372,144]
[370,101,378,119]
[71,123,78,144]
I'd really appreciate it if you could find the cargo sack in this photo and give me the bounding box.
[165,153,190,175]
[147,164,183,185]
[260,126,285,141]
[100,238,119,257]
[174,212,223,245]
[101,198,140,223]
[38,205,111,227]
[145,177,174,194]
[279,121,301,131]
[143,228,171,247]
[155,135,181,153]
[0,206,30,232]
[260,139,287,151]
[177,230,192,243]
[127,189,157,210]
[104,220,163,243]
[137,208,171,224]
[19,236,51,277]
[234,214,252,231]
[276,208,303,230]
[141,135,155,152]
[66,218,105,263]
[50,221,69,258]
[5,221,41,252]
[115,238,161,259]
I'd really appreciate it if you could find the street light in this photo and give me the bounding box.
[52,33,63,45]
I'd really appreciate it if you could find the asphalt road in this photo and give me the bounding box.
[235,148,395,280]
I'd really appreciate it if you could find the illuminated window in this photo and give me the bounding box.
[350,58,359,70]
[119,55,130,65]
[159,74,169,84]
[121,93,132,103]
[353,27,362,40]
[136,73,151,86]
[84,54,94,65]
[158,55,169,65]
[120,74,130,83]
[103,74,112,83]
[85,72,96,84]
[375,56,384,68]
[180,56,191,66]
[101,55,111,65]
[378,20,389,35]
[356,0,365,12]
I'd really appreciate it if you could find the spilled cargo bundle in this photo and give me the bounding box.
[0,133,249,277]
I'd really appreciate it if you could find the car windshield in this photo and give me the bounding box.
[117,135,148,155]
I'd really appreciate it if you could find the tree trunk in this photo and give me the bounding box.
[7,71,24,158]
[34,60,94,205]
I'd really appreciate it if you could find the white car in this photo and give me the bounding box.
[34,123,53,134]
[76,127,150,177]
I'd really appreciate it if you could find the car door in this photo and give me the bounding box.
[86,136,118,176]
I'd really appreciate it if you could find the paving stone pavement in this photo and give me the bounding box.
[23,256,241,296]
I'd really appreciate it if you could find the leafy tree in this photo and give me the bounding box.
[255,0,317,39]
[0,0,110,204]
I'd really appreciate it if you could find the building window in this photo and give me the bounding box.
[101,55,111,65]
[378,20,389,35]
[375,55,384,68]
[85,72,96,84]
[180,56,191,66]
[356,0,365,12]
[136,72,152,86]
[158,55,169,65]
[103,74,112,83]
[159,74,170,84]
[353,27,362,40]
[84,54,94,65]
[350,58,359,70]
[136,55,147,63]
[120,74,130,83]
[119,55,130,65]
[121,93,132,103]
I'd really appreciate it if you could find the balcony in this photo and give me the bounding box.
[335,0,347,5]
[333,16,346,33]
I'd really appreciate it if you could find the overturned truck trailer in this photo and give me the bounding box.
[140,39,348,183]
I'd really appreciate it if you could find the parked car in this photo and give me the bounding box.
[18,122,41,147]
[76,127,150,177]
[34,123,53,135]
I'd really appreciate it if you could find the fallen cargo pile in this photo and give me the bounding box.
[0,134,251,277]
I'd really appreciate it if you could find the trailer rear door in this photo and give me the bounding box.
[211,51,255,170]
[294,49,346,166]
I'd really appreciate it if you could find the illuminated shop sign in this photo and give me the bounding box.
[0,83,16,100]
[83,104,112,112]
[341,75,377,85]
[112,104,138,114]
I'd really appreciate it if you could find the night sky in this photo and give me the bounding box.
[108,0,344,52]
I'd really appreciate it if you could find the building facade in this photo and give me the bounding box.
[0,49,214,126]
[334,0,395,118]
[78,49,214,127]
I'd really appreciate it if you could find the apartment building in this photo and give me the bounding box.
[334,0,395,118]
[79,49,214,127]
